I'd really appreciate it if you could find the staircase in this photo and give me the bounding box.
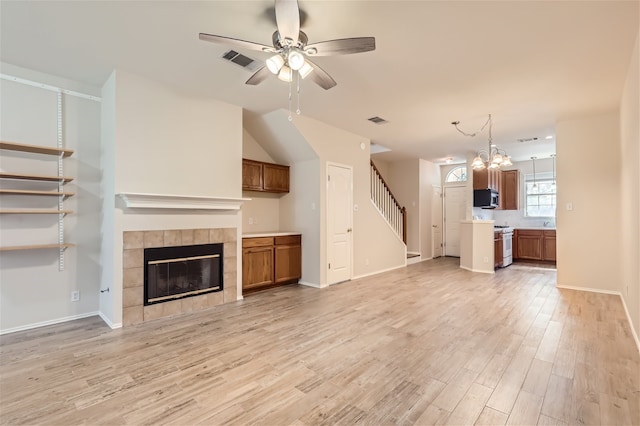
[370,161,407,244]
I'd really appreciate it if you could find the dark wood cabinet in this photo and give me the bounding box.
[514,229,556,262]
[242,234,301,294]
[501,170,519,210]
[494,231,503,269]
[242,158,289,193]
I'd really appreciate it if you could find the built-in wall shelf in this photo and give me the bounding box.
[0,243,76,252]
[0,140,74,157]
[0,189,75,197]
[0,209,73,215]
[0,172,74,183]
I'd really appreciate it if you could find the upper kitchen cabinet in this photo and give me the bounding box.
[501,170,519,210]
[473,168,501,192]
[242,158,290,193]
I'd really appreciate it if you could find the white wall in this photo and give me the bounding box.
[386,159,420,253]
[0,63,102,333]
[290,113,406,285]
[556,112,621,293]
[419,160,442,260]
[619,31,639,339]
[242,129,280,233]
[100,70,243,327]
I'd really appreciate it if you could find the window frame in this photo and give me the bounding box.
[524,175,556,218]
[445,166,467,183]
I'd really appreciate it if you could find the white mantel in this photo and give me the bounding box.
[117,193,250,211]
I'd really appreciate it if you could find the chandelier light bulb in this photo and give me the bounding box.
[266,54,285,74]
[501,155,512,167]
[277,65,293,82]
[288,50,305,71]
[472,155,486,170]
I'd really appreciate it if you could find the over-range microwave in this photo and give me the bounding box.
[474,189,499,209]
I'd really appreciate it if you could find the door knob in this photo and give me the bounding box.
[347,228,352,232]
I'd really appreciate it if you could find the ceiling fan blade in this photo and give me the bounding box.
[199,33,274,53]
[305,59,337,90]
[305,37,376,56]
[246,66,270,86]
[275,0,300,45]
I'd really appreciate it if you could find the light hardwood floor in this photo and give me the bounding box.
[1,257,638,425]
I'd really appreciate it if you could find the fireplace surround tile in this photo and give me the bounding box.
[143,231,164,248]
[123,227,238,326]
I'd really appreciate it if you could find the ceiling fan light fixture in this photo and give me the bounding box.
[266,54,285,74]
[288,50,305,70]
[277,65,293,82]
[298,61,313,79]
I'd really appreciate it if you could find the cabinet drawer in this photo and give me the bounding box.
[543,230,556,237]
[275,235,301,246]
[242,237,274,248]
[517,230,543,237]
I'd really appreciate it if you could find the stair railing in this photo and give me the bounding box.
[370,160,407,244]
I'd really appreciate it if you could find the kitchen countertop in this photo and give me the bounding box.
[514,227,556,230]
[243,232,301,238]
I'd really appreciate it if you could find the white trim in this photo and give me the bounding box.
[460,265,495,274]
[352,263,407,280]
[98,311,122,330]
[298,280,326,289]
[117,193,249,211]
[557,285,640,353]
[0,73,102,102]
[0,311,100,335]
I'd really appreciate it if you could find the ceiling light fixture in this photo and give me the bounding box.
[452,114,512,170]
[551,154,556,186]
[531,156,538,190]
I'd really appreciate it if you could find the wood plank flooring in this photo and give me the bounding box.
[1,257,638,425]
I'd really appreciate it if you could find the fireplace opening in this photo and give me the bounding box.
[144,243,223,306]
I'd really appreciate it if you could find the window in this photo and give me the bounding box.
[525,178,556,217]
[445,166,467,183]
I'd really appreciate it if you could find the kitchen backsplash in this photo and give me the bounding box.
[493,209,556,228]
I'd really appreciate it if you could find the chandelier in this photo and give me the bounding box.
[452,114,513,170]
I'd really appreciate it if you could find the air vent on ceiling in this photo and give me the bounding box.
[516,137,539,143]
[368,116,388,125]
[220,50,263,72]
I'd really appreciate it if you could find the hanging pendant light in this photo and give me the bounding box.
[531,156,538,190]
[551,154,556,186]
[452,114,512,170]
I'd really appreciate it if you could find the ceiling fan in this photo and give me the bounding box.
[199,0,376,90]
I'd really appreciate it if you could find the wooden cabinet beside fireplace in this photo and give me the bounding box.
[242,234,301,293]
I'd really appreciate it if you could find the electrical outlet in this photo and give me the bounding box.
[71,290,80,302]
[484,257,489,263]
[365,258,369,266]
[248,217,253,225]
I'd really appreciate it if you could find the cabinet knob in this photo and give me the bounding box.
[347,228,352,233]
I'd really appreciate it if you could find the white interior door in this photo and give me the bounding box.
[432,186,443,258]
[327,164,352,285]
[444,186,466,257]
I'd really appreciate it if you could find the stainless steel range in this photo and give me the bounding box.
[494,226,514,267]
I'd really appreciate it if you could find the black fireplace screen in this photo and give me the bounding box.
[144,243,223,305]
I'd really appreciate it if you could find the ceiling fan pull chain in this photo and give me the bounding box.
[288,78,293,121]
[296,71,301,115]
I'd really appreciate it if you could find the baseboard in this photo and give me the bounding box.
[0,311,100,335]
[298,280,324,289]
[352,263,406,280]
[98,311,122,330]
[557,284,640,354]
[460,265,495,274]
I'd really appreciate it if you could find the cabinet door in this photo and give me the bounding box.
[242,246,274,290]
[473,169,489,190]
[242,159,263,191]
[543,231,556,261]
[494,234,503,268]
[274,244,301,284]
[517,234,543,260]
[263,163,290,193]
[501,170,519,210]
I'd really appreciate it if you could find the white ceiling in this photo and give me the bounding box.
[1,1,638,164]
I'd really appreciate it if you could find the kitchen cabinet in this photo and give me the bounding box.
[514,229,556,262]
[242,158,290,193]
[542,230,556,261]
[242,234,301,293]
[501,170,519,210]
[473,168,501,192]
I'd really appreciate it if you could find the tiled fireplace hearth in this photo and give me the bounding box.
[122,227,237,326]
